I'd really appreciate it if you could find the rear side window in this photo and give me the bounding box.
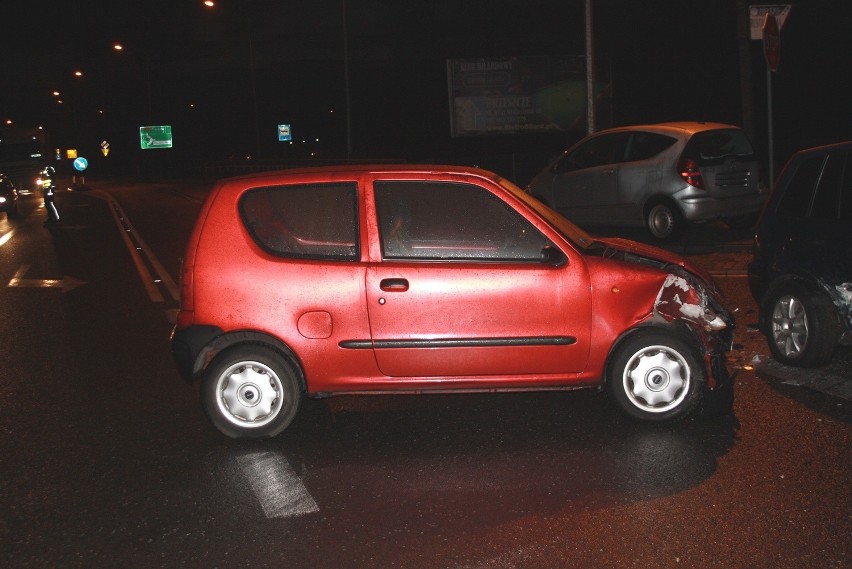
[557,132,630,172]
[626,132,677,161]
[374,181,547,261]
[684,129,754,165]
[240,182,359,260]
[810,150,851,221]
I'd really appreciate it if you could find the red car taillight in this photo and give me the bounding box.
[678,158,704,189]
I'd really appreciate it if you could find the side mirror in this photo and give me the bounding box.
[540,245,567,267]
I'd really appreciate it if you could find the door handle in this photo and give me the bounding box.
[380,278,409,292]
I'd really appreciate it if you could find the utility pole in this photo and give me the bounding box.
[736,0,755,142]
[584,0,595,135]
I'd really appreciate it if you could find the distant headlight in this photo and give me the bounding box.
[0,196,6,204]
[36,178,44,186]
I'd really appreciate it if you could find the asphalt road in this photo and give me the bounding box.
[1,180,849,569]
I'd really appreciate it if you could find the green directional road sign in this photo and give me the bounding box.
[139,125,173,150]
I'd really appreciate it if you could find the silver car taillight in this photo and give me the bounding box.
[678,158,704,189]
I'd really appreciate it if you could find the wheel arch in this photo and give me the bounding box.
[184,327,307,392]
[643,194,683,218]
[602,322,706,389]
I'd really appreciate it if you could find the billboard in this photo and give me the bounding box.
[139,125,173,150]
[447,56,610,137]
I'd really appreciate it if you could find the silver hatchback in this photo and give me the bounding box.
[525,122,766,239]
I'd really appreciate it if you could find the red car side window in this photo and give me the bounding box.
[374,180,547,261]
[240,182,359,259]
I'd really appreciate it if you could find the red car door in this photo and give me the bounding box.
[365,178,592,380]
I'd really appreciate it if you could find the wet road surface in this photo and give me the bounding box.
[0,181,848,568]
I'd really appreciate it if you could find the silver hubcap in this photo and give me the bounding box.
[623,345,690,412]
[771,294,808,359]
[216,360,283,428]
[648,205,674,238]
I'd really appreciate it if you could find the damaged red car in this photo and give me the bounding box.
[171,165,735,439]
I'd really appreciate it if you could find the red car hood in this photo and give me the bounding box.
[595,237,716,287]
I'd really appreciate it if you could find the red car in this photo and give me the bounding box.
[171,165,734,439]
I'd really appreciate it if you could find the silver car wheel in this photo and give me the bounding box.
[770,294,809,360]
[647,204,675,239]
[215,360,283,428]
[622,344,691,413]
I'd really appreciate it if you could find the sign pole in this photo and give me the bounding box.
[762,12,781,189]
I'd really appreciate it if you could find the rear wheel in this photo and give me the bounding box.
[764,280,837,367]
[608,330,703,421]
[645,201,684,240]
[201,345,302,439]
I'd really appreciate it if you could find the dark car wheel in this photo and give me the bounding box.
[646,201,684,240]
[764,280,837,367]
[608,330,703,421]
[201,345,302,439]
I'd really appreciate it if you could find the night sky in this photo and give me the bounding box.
[2,0,850,180]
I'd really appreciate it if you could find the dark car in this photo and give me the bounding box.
[748,141,852,367]
[0,173,20,219]
[525,122,766,240]
[171,164,735,439]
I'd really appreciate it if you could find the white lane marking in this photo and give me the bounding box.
[8,265,87,293]
[0,229,13,247]
[235,452,319,519]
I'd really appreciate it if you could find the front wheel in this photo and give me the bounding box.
[608,330,703,421]
[201,345,302,439]
[763,280,837,367]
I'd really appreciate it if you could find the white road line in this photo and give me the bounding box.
[8,265,87,292]
[0,229,13,247]
[235,452,319,519]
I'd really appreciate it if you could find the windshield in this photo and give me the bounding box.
[497,177,597,249]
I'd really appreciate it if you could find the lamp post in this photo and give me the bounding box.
[342,0,352,157]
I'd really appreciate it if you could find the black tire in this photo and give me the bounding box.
[5,204,18,219]
[608,329,703,421]
[645,200,685,240]
[763,280,837,367]
[201,345,302,439]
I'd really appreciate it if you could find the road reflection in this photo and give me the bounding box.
[210,391,738,531]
